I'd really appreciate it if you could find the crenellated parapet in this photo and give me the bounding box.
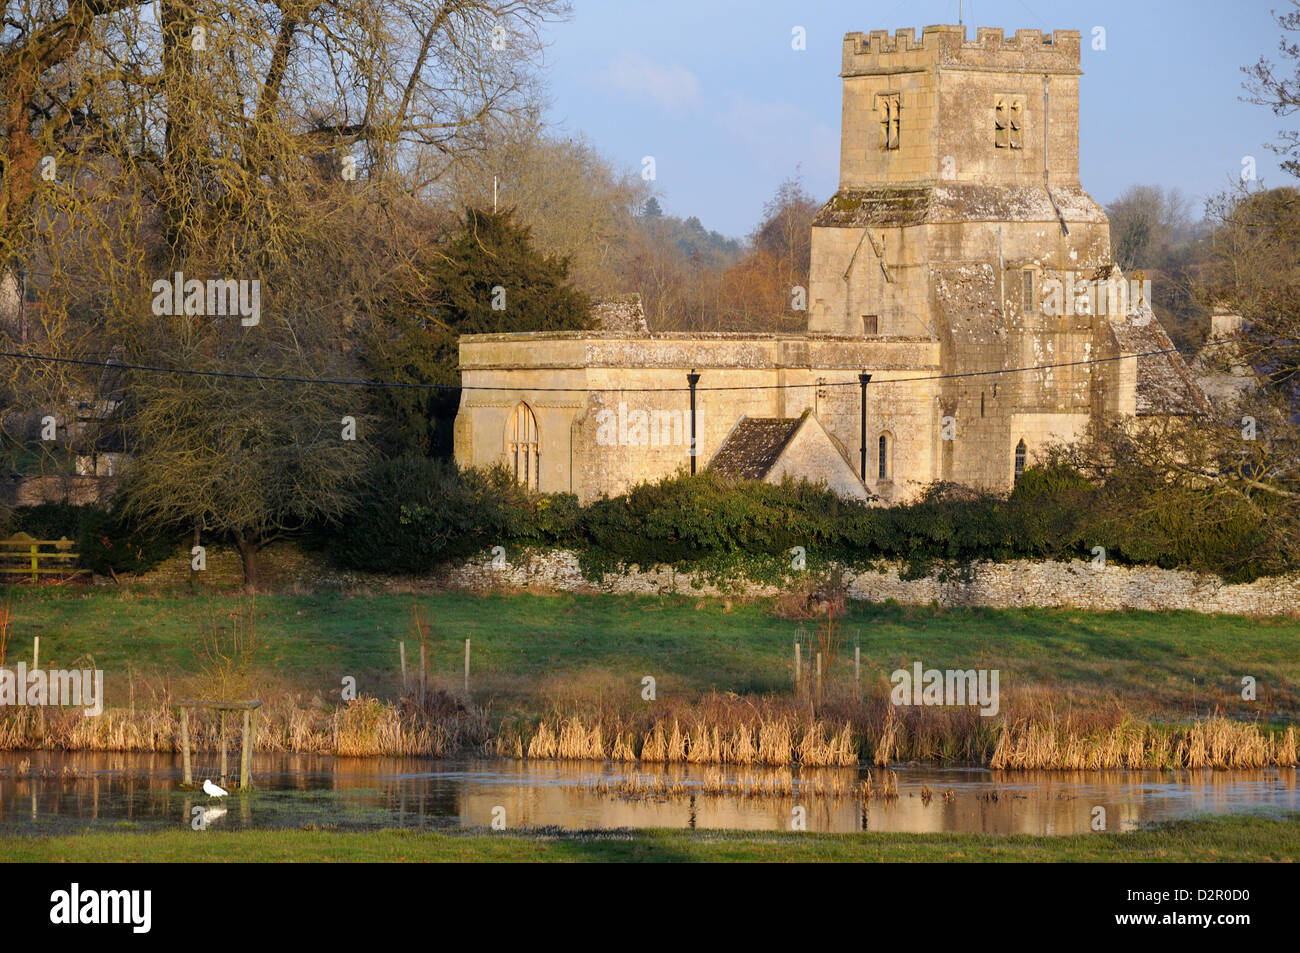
[842,24,1081,75]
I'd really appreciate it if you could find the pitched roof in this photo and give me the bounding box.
[1110,305,1213,416]
[708,416,804,479]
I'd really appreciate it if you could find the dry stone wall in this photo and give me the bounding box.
[441,549,1300,616]
[128,542,1300,616]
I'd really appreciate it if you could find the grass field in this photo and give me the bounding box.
[6,586,1298,719]
[2,814,1295,862]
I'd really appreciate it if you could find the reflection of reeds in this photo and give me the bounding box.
[857,769,898,800]
[589,766,860,800]
[586,764,903,803]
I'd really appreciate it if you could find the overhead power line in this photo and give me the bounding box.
[0,338,1233,395]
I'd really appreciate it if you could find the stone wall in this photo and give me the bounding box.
[837,26,1082,190]
[121,540,1300,616]
[455,332,940,503]
[440,549,1300,616]
[0,474,117,507]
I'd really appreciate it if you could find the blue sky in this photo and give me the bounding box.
[539,0,1293,237]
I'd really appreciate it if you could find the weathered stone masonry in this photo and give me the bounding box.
[443,550,1300,617]
[455,24,1209,505]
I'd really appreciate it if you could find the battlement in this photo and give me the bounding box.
[842,24,1081,75]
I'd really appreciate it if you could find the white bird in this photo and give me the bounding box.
[202,778,228,799]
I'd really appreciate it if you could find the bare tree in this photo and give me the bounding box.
[1243,0,1300,178]
[2,0,572,584]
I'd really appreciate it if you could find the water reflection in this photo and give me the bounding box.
[0,750,1294,836]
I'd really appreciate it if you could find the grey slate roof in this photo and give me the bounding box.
[1111,306,1213,416]
[708,416,804,479]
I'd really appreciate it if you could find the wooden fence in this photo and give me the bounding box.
[0,532,84,582]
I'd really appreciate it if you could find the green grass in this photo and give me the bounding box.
[2,814,1295,862]
[6,586,1297,718]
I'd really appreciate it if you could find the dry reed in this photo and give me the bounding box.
[0,690,489,759]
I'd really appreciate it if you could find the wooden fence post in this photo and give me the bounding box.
[218,710,228,786]
[464,639,470,695]
[854,646,861,700]
[250,706,258,776]
[399,641,407,691]
[794,642,801,691]
[179,707,192,786]
[419,643,427,706]
[240,708,252,791]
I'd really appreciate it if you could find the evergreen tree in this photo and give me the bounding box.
[364,208,591,456]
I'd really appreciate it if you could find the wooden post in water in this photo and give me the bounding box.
[240,708,252,791]
[464,639,470,695]
[218,710,228,786]
[794,642,801,691]
[399,641,407,691]
[248,707,258,790]
[177,700,261,790]
[179,707,192,786]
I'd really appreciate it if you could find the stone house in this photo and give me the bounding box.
[454,24,1208,503]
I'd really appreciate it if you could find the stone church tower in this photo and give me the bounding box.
[454,25,1207,504]
[807,25,1203,489]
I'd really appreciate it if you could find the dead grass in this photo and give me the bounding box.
[991,715,1297,770]
[0,688,490,758]
[489,689,1297,770]
[0,681,1290,770]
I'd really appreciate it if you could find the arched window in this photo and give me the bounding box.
[995,97,1023,150]
[878,93,900,151]
[508,402,540,490]
[1014,439,1027,483]
[878,433,890,481]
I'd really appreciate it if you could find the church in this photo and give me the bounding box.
[453,24,1209,504]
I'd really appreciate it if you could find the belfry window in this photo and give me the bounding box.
[508,402,540,491]
[995,98,1023,149]
[879,93,901,151]
[1014,439,1027,483]
[878,433,891,481]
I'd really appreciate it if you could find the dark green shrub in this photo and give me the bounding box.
[316,458,1294,583]
[1007,465,1093,558]
[75,504,179,576]
[326,456,560,573]
[580,470,851,567]
[8,502,83,540]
